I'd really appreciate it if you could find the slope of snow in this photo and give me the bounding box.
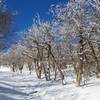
[0,66,11,72]
[76,78,100,100]
[0,67,100,100]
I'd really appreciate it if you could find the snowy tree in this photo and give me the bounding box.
[50,0,100,86]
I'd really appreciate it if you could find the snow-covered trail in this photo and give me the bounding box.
[0,70,100,100]
[0,71,77,100]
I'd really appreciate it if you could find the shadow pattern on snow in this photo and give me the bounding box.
[0,86,29,100]
[0,86,28,95]
[0,94,17,100]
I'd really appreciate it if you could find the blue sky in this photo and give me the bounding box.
[7,0,67,31]
[0,0,68,51]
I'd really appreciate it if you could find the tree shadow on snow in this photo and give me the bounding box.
[0,94,17,100]
[81,81,100,88]
[0,86,28,97]
[0,81,15,87]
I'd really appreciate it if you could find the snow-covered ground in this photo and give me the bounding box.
[0,67,100,100]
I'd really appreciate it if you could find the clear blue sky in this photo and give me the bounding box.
[1,0,68,51]
[7,0,68,31]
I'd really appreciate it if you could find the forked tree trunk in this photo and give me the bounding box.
[34,61,42,79]
[46,43,65,83]
[86,39,99,77]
